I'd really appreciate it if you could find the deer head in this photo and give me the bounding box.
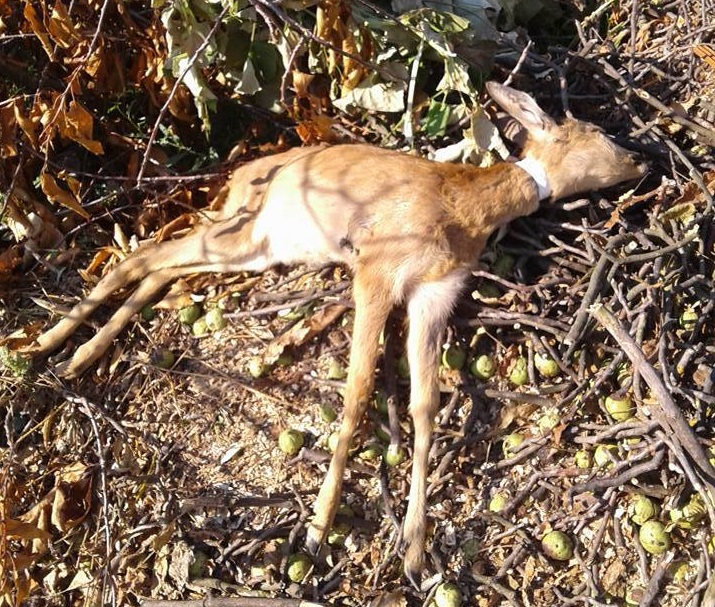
[486,81,647,200]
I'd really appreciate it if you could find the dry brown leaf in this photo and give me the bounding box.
[0,102,17,157]
[13,97,40,146]
[18,491,53,556]
[155,213,199,242]
[551,423,566,445]
[153,279,196,310]
[84,247,118,276]
[497,401,537,430]
[59,100,104,155]
[40,171,89,218]
[693,44,715,70]
[671,170,715,207]
[1,567,37,607]
[0,245,22,274]
[51,462,93,533]
[167,541,193,590]
[263,304,348,365]
[143,522,177,553]
[3,322,43,351]
[5,518,52,542]
[292,71,316,97]
[601,555,627,596]
[522,554,537,587]
[22,0,53,59]
[47,0,83,49]
[296,115,338,144]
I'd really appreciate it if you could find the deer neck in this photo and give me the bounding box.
[439,163,541,261]
[515,156,552,201]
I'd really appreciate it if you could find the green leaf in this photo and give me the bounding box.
[423,99,451,136]
[250,41,283,84]
[333,78,407,112]
[437,57,476,95]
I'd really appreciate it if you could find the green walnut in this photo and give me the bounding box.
[205,307,227,331]
[679,308,698,330]
[247,356,266,378]
[629,495,658,526]
[508,356,529,386]
[469,354,497,380]
[152,348,175,369]
[534,353,560,378]
[574,450,591,469]
[502,433,525,458]
[434,582,462,607]
[593,444,619,468]
[286,553,312,583]
[541,530,574,561]
[140,304,156,321]
[537,409,560,433]
[358,443,382,461]
[441,344,466,370]
[191,316,209,337]
[318,403,337,423]
[604,394,635,421]
[638,520,671,554]
[669,494,706,529]
[384,444,405,467]
[488,492,509,513]
[178,303,201,325]
[326,357,347,380]
[278,429,304,456]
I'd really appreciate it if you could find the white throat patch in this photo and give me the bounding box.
[515,157,552,201]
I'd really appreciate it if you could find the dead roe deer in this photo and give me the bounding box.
[30,82,646,584]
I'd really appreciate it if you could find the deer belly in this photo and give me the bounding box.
[251,196,352,266]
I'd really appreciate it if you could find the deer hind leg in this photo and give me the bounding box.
[306,271,393,553]
[402,272,465,586]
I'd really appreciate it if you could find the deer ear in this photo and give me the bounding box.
[485,82,557,136]
[491,113,528,150]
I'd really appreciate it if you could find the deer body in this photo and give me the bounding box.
[30,83,646,585]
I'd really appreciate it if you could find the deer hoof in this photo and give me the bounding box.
[403,542,425,590]
[305,523,326,556]
[55,357,82,379]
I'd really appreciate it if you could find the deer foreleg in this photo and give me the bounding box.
[306,272,393,553]
[55,266,186,378]
[55,245,275,378]
[33,232,212,356]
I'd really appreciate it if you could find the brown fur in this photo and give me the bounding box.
[29,83,646,584]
